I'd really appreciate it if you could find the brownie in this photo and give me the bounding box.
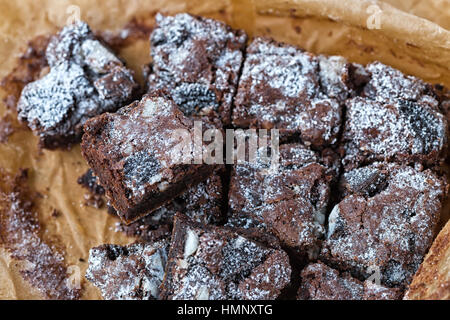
[161,213,291,300]
[297,262,403,300]
[148,13,247,125]
[116,174,224,242]
[86,240,169,300]
[227,143,334,260]
[320,162,447,288]
[81,93,218,224]
[16,21,140,149]
[342,62,448,170]
[232,37,353,148]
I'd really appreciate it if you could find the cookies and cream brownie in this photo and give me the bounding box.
[86,240,169,300]
[232,37,354,148]
[227,143,334,261]
[16,21,140,149]
[321,162,448,288]
[81,93,218,224]
[342,62,448,170]
[160,214,291,300]
[297,262,403,300]
[148,13,247,125]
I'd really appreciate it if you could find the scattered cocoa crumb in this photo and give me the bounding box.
[51,209,61,218]
[0,115,14,143]
[77,169,105,196]
[0,168,81,300]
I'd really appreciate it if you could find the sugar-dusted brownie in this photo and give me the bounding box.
[321,162,447,288]
[297,262,403,300]
[86,240,169,300]
[227,143,334,260]
[148,13,247,125]
[116,174,224,242]
[161,213,291,300]
[17,21,139,149]
[342,62,448,170]
[232,37,354,148]
[81,93,218,224]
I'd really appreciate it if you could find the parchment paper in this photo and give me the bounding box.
[0,0,448,300]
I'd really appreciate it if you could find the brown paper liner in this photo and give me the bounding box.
[0,0,448,299]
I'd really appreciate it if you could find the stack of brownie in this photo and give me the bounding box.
[17,13,449,300]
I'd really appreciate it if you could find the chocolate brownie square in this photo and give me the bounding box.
[160,213,291,300]
[17,21,139,149]
[148,13,247,125]
[227,143,334,260]
[117,174,224,242]
[232,37,353,148]
[81,93,218,224]
[297,262,403,300]
[342,62,448,170]
[86,240,169,300]
[321,162,447,288]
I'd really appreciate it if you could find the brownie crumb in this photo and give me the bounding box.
[77,169,105,196]
[51,208,61,218]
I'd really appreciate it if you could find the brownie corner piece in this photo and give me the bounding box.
[320,162,447,288]
[232,37,352,148]
[342,96,448,169]
[148,13,247,125]
[342,61,448,169]
[86,240,169,300]
[81,93,217,224]
[16,21,139,149]
[160,213,291,300]
[297,262,403,300]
